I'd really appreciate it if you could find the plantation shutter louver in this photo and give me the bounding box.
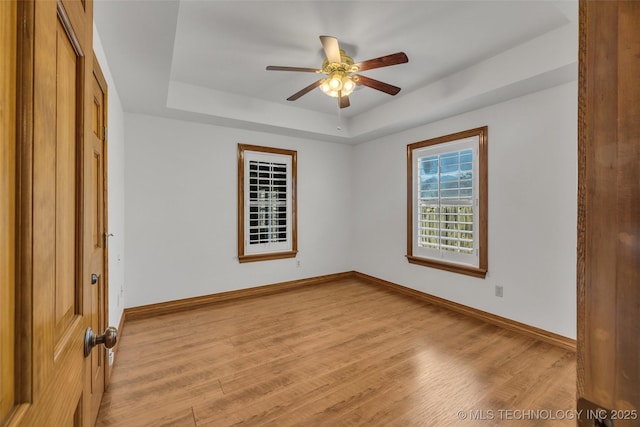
[248,160,288,245]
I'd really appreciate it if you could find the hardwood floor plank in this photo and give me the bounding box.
[96,279,575,426]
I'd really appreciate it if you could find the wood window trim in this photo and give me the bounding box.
[406,126,488,279]
[237,144,298,263]
[405,255,487,278]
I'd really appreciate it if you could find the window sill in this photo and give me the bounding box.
[238,251,298,264]
[406,255,487,279]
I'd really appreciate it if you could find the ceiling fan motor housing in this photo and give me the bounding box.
[321,49,356,73]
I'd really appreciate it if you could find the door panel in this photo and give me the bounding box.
[54,17,80,342]
[9,0,95,425]
[22,1,85,419]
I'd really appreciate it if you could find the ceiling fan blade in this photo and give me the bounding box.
[354,75,401,95]
[353,52,408,72]
[339,94,350,109]
[266,66,320,73]
[286,80,323,101]
[320,35,341,64]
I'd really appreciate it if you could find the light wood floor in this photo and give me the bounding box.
[96,279,576,426]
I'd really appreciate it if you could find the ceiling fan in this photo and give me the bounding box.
[266,35,408,109]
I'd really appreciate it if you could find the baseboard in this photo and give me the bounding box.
[353,271,577,352]
[124,271,354,321]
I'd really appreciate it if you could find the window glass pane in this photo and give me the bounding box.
[416,147,475,254]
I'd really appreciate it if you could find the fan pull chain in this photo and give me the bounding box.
[336,100,342,131]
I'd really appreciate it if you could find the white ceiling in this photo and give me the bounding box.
[93,0,578,144]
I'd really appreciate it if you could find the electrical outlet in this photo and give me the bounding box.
[296,260,301,268]
[495,285,503,298]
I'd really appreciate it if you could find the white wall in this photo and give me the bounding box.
[124,114,353,307]
[122,83,577,339]
[94,25,127,327]
[351,82,577,339]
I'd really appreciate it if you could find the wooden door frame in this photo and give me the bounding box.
[0,0,17,424]
[577,0,640,423]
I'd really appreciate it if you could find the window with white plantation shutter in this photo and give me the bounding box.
[238,145,297,263]
[407,127,488,278]
[248,159,288,245]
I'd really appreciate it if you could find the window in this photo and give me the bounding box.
[238,144,297,263]
[406,127,487,278]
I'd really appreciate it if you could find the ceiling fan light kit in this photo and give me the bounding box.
[319,50,356,97]
[266,35,408,109]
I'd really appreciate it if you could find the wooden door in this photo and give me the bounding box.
[84,54,109,425]
[577,1,640,426]
[2,0,102,425]
[0,0,17,424]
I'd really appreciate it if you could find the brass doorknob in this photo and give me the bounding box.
[84,326,117,357]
